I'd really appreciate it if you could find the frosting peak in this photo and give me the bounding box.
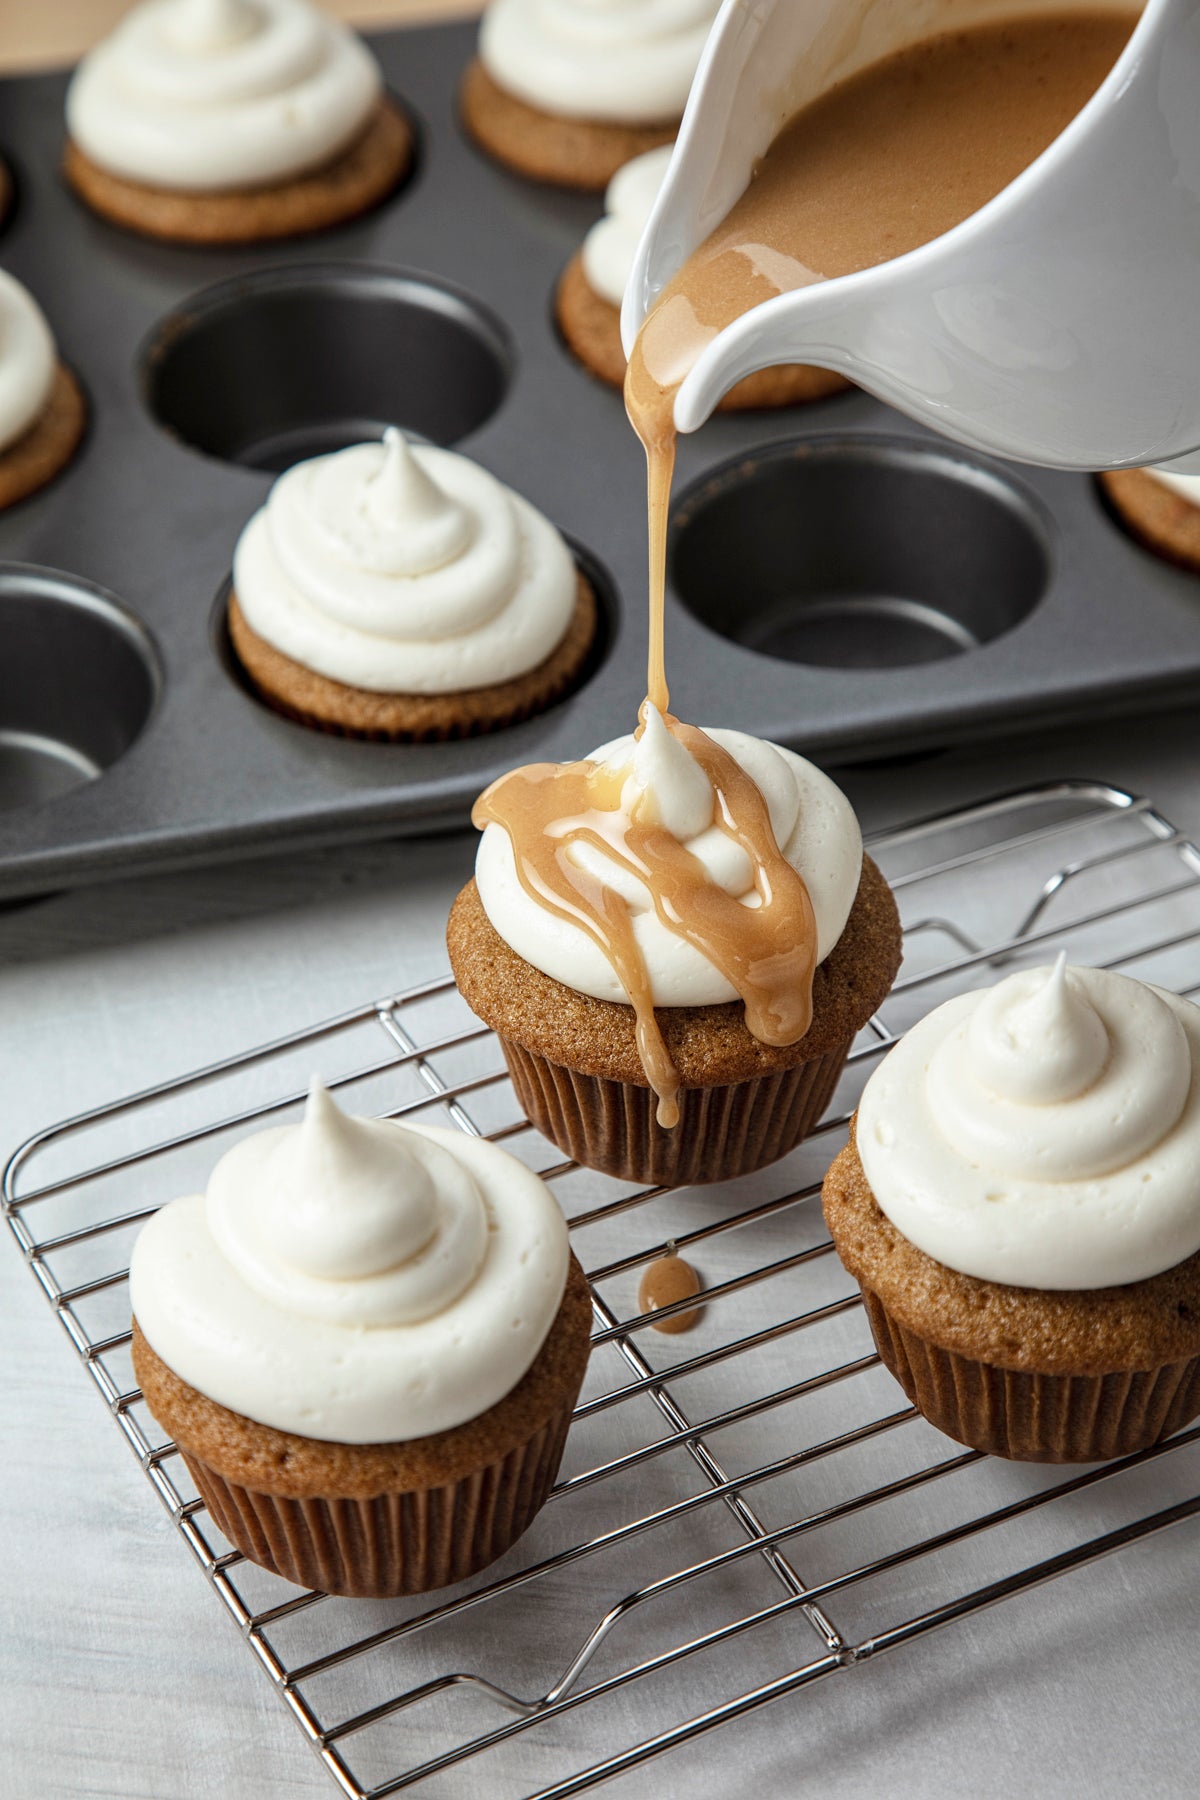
[858,964,1200,1290]
[207,1081,489,1326]
[623,702,713,838]
[966,954,1110,1106]
[166,0,255,52]
[269,1079,440,1278]
[232,433,577,694]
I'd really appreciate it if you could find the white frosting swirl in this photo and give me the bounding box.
[130,1081,571,1442]
[233,430,578,693]
[857,959,1200,1290]
[475,709,863,1006]
[66,0,381,192]
[582,145,674,308]
[0,273,56,456]
[480,0,718,126]
[1145,467,1200,506]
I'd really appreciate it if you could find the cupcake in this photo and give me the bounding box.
[130,1081,592,1596]
[822,958,1200,1463]
[0,272,86,510]
[1099,465,1200,573]
[64,0,413,245]
[557,146,850,409]
[448,705,902,1186]
[228,428,598,740]
[461,0,718,191]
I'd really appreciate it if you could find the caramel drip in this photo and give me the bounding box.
[473,709,818,1128]
[625,11,1136,706]
[638,1251,703,1334]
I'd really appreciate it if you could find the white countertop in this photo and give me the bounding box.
[3,701,1199,1800]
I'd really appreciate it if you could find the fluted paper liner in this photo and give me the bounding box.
[500,1034,854,1185]
[182,1394,576,1597]
[861,1286,1200,1463]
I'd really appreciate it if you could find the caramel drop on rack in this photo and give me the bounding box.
[639,1252,703,1334]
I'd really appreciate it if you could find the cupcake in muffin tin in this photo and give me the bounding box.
[131,1081,592,1596]
[1099,466,1200,575]
[461,0,718,190]
[228,428,599,740]
[823,958,1200,1463]
[64,0,413,244]
[0,271,86,510]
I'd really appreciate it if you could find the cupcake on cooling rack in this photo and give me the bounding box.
[227,427,597,739]
[448,704,902,1186]
[64,0,413,244]
[557,145,851,408]
[131,1081,592,1596]
[0,271,86,510]
[461,0,719,191]
[822,957,1200,1463]
[1099,465,1200,574]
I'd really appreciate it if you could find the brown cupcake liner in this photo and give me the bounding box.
[183,1394,575,1597]
[500,1033,853,1186]
[861,1286,1200,1463]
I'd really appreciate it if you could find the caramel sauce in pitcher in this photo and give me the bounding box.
[625,10,1137,723]
[481,12,1135,1124]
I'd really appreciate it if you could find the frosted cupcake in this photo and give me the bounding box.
[1099,465,1200,574]
[823,959,1200,1462]
[449,705,902,1185]
[0,272,86,510]
[131,1082,592,1596]
[64,0,413,244]
[228,428,598,739]
[557,146,850,408]
[461,0,718,190]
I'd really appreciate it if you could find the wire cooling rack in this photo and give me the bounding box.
[7,779,1200,1799]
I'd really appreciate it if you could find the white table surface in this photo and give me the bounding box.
[3,701,1199,1800]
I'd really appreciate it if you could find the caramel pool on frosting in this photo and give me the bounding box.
[472,704,819,1125]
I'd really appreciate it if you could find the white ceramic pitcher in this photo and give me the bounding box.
[622,0,1200,473]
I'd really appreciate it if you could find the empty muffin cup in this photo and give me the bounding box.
[0,565,159,812]
[671,436,1051,670]
[141,265,513,473]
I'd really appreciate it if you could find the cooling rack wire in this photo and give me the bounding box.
[7,779,1200,1799]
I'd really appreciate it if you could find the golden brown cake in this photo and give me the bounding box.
[1098,468,1200,575]
[229,574,597,742]
[0,365,87,512]
[459,58,675,191]
[133,1258,592,1596]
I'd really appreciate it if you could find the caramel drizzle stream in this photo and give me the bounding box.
[473,709,817,1128]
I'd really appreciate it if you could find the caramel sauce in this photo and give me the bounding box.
[484,13,1135,1125]
[638,1251,703,1333]
[624,10,1136,722]
[473,707,818,1126]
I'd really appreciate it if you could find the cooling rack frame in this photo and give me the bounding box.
[7,777,1200,1799]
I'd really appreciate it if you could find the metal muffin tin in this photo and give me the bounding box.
[0,19,1198,901]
